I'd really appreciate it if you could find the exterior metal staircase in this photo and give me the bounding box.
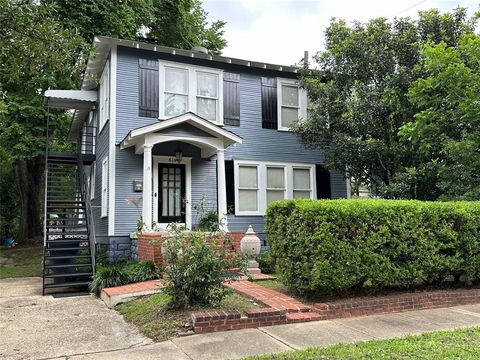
[43,123,97,295]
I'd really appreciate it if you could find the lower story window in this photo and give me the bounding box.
[235,161,315,215]
[238,165,259,212]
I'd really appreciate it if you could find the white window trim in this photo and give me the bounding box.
[158,60,224,125]
[234,160,316,216]
[277,78,307,131]
[152,155,192,229]
[101,156,108,218]
[90,162,96,200]
[98,60,110,132]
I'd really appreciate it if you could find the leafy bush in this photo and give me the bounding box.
[257,251,276,274]
[162,224,247,308]
[197,210,220,232]
[90,260,160,295]
[266,199,480,295]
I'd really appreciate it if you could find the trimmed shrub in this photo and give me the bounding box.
[257,251,276,274]
[266,199,480,295]
[89,260,160,295]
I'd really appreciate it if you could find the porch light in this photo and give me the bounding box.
[175,150,183,163]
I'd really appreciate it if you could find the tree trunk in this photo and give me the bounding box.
[14,156,44,245]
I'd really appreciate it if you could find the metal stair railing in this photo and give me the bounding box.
[77,156,97,272]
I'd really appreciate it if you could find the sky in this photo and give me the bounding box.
[202,0,479,66]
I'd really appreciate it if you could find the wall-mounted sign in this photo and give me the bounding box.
[133,180,143,192]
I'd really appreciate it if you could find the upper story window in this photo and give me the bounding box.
[98,60,110,132]
[261,77,307,131]
[277,79,307,131]
[159,61,223,125]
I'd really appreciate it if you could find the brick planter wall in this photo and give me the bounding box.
[193,309,287,333]
[137,232,165,267]
[137,231,244,267]
[312,288,480,320]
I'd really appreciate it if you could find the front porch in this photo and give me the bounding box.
[120,112,242,231]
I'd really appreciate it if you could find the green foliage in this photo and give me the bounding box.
[45,0,155,43]
[256,251,276,274]
[162,224,247,308]
[266,199,480,295]
[246,327,480,360]
[193,194,220,231]
[294,8,478,199]
[402,34,480,200]
[48,0,227,54]
[89,261,160,295]
[197,211,219,232]
[147,0,227,54]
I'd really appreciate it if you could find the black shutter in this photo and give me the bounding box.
[225,160,235,213]
[223,73,240,126]
[316,164,332,199]
[261,77,278,129]
[139,59,159,118]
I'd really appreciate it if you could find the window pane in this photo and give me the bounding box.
[165,94,187,116]
[293,168,310,190]
[281,107,298,128]
[239,190,258,211]
[165,67,187,93]
[282,85,298,106]
[267,190,284,205]
[293,190,311,199]
[197,98,217,121]
[239,166,257,188]
[197,72,218,97]
[267,167,284,189]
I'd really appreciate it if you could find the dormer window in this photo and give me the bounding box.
[159,61,223,124]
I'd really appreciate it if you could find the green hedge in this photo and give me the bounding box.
[266,199,480,295]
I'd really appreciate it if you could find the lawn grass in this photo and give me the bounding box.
[0,245,43,279]
[116,292,262,341]
[245,327,480,359]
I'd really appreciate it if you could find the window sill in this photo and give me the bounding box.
[234,212,264,217]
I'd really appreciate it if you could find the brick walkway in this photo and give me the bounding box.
[102,279,163,296]
[225,280,311,313]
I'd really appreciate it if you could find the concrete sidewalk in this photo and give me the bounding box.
[63,303,480,359]
[3,278,480,360]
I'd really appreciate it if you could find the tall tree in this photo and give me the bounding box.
[47,0,227,54]
[294,8,477,199]
[402,34,480,199]
[0,0,88,243]
[44,0,155,42]
[147,0,227,54]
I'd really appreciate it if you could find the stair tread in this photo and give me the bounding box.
[45,255,91,260]
[44,272,92,278]
[43,281,90,289]
[44,263,93,269]
[46,246,90,251]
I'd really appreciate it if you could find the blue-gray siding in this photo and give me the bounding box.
[111,47,347,237]
[114,142,217,236]
[92,119,109,241]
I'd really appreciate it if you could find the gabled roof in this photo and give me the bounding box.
[121,112,242,154]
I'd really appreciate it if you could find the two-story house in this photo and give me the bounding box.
[42,36,348,293]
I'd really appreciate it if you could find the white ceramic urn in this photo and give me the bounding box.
[240,225,261,255]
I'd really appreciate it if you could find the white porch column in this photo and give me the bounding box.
[142,144,153,229]
[216,149,228,231]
